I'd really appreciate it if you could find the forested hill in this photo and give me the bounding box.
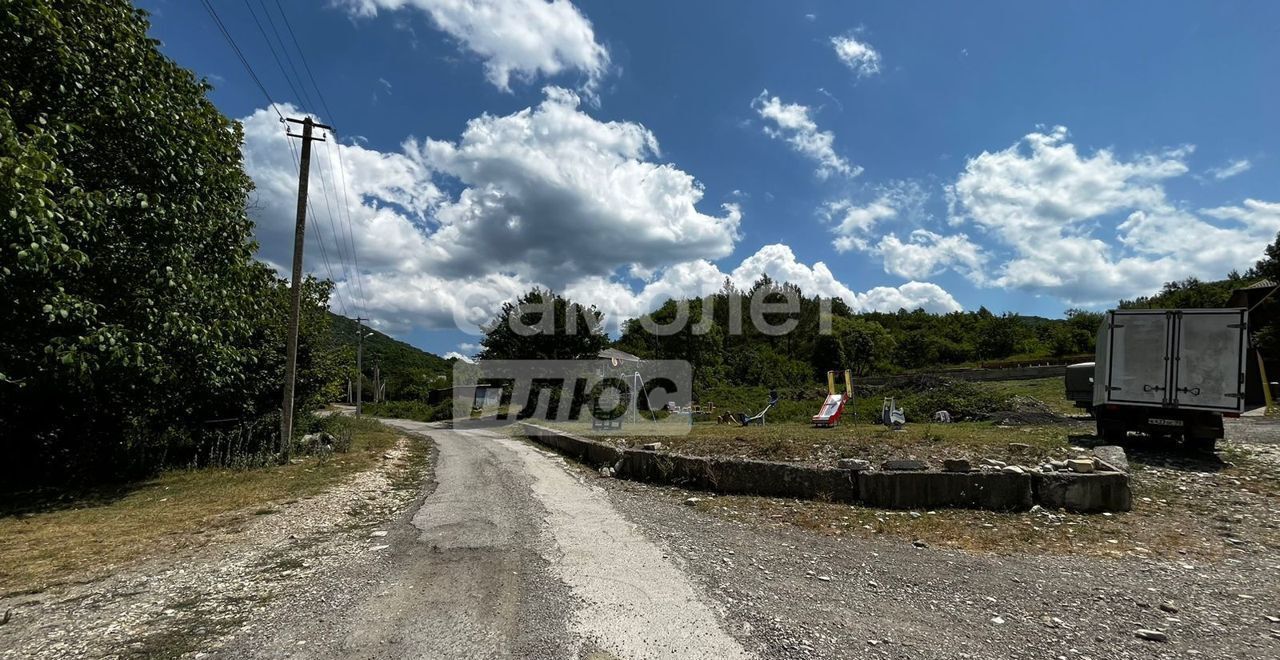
[330,314,452,400]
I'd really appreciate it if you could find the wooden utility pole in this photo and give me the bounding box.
[280,116,332,459]
[355,316,368,416]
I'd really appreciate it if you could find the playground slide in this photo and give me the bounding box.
[812,393,845,427]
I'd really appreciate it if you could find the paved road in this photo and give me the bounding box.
[227,420,750,659]
[220,419,1280,660]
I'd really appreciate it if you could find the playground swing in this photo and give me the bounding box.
[812,369,853,428]
[590,369,658,431]
[737,389,780,426]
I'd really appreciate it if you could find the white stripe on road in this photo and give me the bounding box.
[498,436,752,660]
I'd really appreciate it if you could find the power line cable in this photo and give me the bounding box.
[237,0,358,315]
[199,0,284,121]
[286,136,354,317]
[309,129,362,315]
[269,0,371,318]
[240,0,311,110]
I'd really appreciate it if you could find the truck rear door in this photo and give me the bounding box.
[1171,309,1247,412]
[1105,311,1171,407]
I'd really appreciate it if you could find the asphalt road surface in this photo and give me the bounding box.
[223,420,751,659]
[220,418,1280,660]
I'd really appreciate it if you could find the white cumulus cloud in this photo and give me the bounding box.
[752,91,859,179]
[831,35,881,77]
[339,0,610,96]
[942,126,1279,304]
[241,95,962,340]
[409,87,742,286]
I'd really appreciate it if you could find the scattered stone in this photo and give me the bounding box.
[912,539,928,549]
[1092,445,1129,473]
[599,466,615,478]
[943,458,971,473]
[1135,629,1168,642]
[370,530,388,538]
[1265,615,1280,623]
[991,616,1005,625]
[369,544,390,551]
[816,575,831,581]
[1007,442,1031,452]
[1002,465,1026,474]
[683,497,701,506]
[641,442,664,451]
[882,459,927,471]
[0,609,10,626]
[982,459,1007,468]
[1159,602,1179,614]
[837,458,872,471]
[1067,459,1095,474]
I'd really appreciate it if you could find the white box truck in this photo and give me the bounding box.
[1092,308,1248,451]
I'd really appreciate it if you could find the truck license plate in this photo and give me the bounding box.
[1149,418,1184,427]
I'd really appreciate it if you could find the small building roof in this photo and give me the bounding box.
[599,347,643,363]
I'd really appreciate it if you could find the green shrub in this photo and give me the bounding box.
[362,400,453,423]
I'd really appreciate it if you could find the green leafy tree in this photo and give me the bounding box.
[1247,232,1280,365]
[479,288,608,360]
[0,1,340,483]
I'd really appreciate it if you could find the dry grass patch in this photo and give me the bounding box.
[0,417,405,596]
[619,420,1082,468]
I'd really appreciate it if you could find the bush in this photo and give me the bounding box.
[362,400,453,423]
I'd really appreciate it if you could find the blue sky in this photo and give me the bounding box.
[138,1,1280,358]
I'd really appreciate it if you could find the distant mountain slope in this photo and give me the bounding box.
[330,314,452,400]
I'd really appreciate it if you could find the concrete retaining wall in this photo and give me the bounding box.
[858,471,1032,511]
[518,423,1129,513]
[1032,472,1132,513]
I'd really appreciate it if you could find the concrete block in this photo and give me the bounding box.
[837,458,871,471]
[1032,472,1131,513]
[942,459,971,473]
[705,457,856,502]
[857,472,1032,511]
[882,459,928,471]
[1092,445,1129,473]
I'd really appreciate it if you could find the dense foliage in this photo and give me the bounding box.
[478,288,608,360]
[330,313,451,401]
[1245,232,1280,368]
[609,278,1098,395]
[0,1,342,485]
[1119,275,1248,309]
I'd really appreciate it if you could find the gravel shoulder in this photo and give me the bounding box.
[0,434,430,659]
[586,415,1280,659]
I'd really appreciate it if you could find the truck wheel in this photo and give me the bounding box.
[1185,435,1217,453]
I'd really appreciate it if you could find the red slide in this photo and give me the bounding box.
[812,394,846,427]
